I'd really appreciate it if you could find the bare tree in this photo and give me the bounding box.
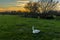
[38,0,59,13]
[25,2,40,13]
[25,0,59,13]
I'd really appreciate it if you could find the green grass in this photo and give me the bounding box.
[0,15,60,40]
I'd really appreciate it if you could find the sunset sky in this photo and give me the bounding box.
[0,0,60,12]
[0,0,29,8]
[0,0,60,8]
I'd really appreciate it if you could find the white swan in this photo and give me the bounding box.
[32,26,40,34]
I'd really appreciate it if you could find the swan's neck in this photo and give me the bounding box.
[32,26,34,31]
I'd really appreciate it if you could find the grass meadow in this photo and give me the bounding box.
[0,15,60,40]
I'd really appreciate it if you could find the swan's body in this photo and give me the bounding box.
[32,26,40,34]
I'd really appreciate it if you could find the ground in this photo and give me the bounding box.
[0,15,60,40]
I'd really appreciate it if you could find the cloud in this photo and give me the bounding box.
[16,0,29,7]
[17,0,29,3]
[16,3,26,7]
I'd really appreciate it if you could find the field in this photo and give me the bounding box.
[0,15,60,40]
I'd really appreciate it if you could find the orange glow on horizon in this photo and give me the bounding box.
[0,8,6,12]
[0,3,30,12]
[0,7,30,12]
